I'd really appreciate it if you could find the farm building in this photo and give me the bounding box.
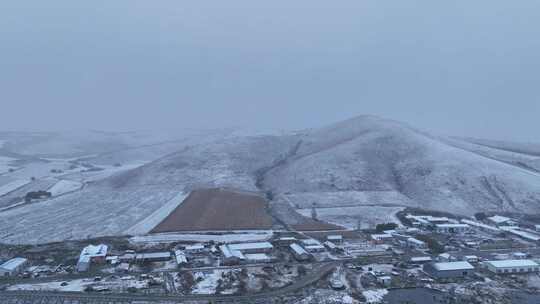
[227,242,273,254]
[463,255,479,263]
[484,260,540,274]
[245,253,272,263]
[487,215,515,226]
[219,245,245,264]
[371,234,393,243]
[275,237,297,246]
[289,243,311,261]
[410,256,432,264]
[184,244,206,254]
[77,244,108,272]
[0,258,28,277]
[423,261,475,279]
[324,241,339,253]
[327,235,343,244]
[135,252,171,263]
[435,223,469,234]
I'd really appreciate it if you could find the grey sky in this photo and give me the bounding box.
[1,1,539,141]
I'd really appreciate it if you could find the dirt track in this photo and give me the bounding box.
[151,188,273,233]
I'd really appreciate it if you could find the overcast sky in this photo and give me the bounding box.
[1,1,539,141]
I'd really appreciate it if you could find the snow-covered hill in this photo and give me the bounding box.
[1,115,540,244]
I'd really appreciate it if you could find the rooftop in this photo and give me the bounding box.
[433,261,474,271]
[0,258,27,271]
[485,259,539,268]
[488,215,511,224]
[227,242,273,251]
[290,243,308,255]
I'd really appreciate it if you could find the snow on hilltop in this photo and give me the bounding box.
[1,115,540,244]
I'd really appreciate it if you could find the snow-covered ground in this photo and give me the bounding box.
[124,192,187,236]
[0,156,18,174]
[0,179,30,197]
[48,179,83,196]
[297,206,404,229]
[362,289,388,303]
[192,271,220,294]
[7,279,94,292]
[130,231,273,244]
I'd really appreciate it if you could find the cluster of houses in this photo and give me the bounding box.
[0,257,28,277]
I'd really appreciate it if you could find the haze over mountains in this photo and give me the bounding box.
[1,115,540,244]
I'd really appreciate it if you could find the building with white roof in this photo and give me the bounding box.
[435,223,469,234]
[463,255,479,263]
[406,237,427,249]
[424,261,475,279]
[135,252,171,263]
[484,260,540,274]
[487,215,514,226]
[184,244,206,254]
[327,235,343,244]
[410,256,432,264]
[244,253,272,263]
[289,243,310,261]
[174,250,188,265]
[227,242,273,253]
[0,258,28,276]
[77,244,108,272]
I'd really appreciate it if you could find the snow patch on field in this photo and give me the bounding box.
[48,179,83,196]
[0,179,30,197]
[7,279,93,292]
[124,192,188,236]
[130,231,273,244]
[297,205,404,229]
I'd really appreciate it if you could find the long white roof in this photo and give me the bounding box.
[290,243,308,255]
[227,242,273,251]
[433,261,474,271]
[0,257,27,271]
[486,259,539,268]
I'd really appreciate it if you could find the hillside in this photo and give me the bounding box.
[1,115,540,244]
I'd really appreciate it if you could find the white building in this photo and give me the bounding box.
[327,235,343,244]
[463,255,479,263]
[289,243,311,261]
[484,260,540,274]
[227,242,273,254]
[175,250,188,265]
[406,237,427,249]
[244,253,272,263]
[0,258,28,276]
[435,224,469,234]
[410,256,432,264]
[184,244,206,254]
[487,215,515,226]
[77,244,108,272]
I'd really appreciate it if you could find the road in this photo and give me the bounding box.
[0,261,339,303]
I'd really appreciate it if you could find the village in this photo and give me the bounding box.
[2,210,540,303]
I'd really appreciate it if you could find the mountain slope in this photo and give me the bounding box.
[1,115,540,244]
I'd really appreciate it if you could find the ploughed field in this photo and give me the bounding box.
[151,188,273,232]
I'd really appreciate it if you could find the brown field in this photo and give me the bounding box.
[151,188,273,233]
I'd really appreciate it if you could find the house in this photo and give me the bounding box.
[324,241,339,253]
[289,243,311,261]
[77,244,108,272]
[435,224,469,234]
[106,256,119,265]
[423,261,475,279]
[0,258,28,276]
[484,260,540,274]
[371,234,393,243]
